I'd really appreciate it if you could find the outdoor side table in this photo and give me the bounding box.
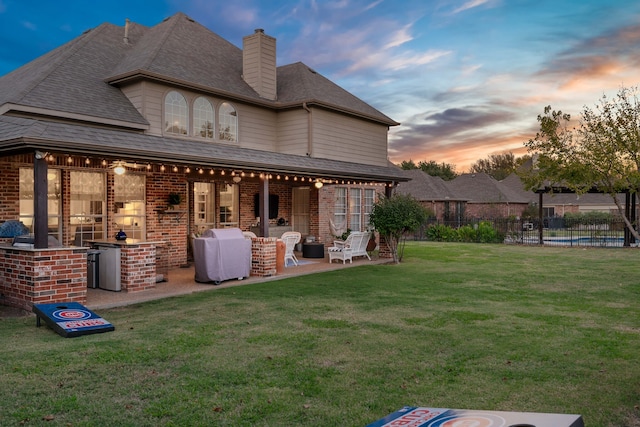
[302,242,324,258]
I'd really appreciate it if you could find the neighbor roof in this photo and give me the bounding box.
[449,172,530,204]
[395,169,463,201]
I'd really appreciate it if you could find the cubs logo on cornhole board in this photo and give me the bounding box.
[366,406,584,427]
[33,302,114,338]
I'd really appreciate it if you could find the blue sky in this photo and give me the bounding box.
[1,0,639,172]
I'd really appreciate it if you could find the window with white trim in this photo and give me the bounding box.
[350,188,362,231]
[19,168,61,241]
[364,188,375,229]
[333,187,347,236]
[219,102,237,141]
[113,174,146,241]
[193,97,214,138]
[70,171,105,246]
[164,90,188,135]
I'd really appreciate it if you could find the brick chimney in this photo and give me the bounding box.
[243,29,277,100]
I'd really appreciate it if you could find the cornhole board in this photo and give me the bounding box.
[33,302,114,338]
[366,406,584,427]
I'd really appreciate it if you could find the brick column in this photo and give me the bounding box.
[251,237,277,277]
[120,243,157,292]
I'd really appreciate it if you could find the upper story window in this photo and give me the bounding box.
[164,91,188,135]
[219,102,237,142]
[193,97,214,138]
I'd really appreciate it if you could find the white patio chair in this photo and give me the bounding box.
[328,231,371,264]
[243,231,257,239]
[281,231,301,266]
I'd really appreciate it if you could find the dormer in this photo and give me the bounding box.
[242,29,277,101]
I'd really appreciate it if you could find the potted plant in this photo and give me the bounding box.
[366,227,377,252]
[168,193,182,209]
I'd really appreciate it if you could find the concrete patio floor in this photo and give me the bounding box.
[86,254,391,310]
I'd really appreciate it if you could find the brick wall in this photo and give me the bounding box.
[0,246,87,311]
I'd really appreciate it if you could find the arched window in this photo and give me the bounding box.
[193,97,214,138]
[164,91,188,135]
[218,102,237,142]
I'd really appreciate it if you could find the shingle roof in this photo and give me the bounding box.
[0,23,149,126]
[0,115,407,182]
[449,172,530,204]
[276,62,398,124]
[395,169,462,201]
[0,12,396,127]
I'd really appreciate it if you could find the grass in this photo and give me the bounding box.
[1,242,639,426]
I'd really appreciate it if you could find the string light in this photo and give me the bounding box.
[209,169,214,175]
[85,158,90,165]
[173,166,178,172]
[101,159,107,166]
[160,165,166,172]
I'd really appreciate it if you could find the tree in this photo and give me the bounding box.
[468,152,532,180]
[399,159,418,170]
[369,193,431,263]
[417,160,458,180]
[521,86,640,241]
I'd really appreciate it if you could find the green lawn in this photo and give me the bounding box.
[1,242,639,426]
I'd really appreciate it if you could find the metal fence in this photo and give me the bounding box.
[413,217,637,247]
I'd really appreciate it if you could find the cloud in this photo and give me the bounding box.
[22,21,36,31]
[536,22,640,92]
[386,103,536,171]
[451,0,491,14]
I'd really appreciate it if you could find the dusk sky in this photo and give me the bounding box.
[2,0,639,172]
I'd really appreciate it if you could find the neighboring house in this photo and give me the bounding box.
[447,173,530,219]
[500,173,626,218]
[395,169,466,224]
[0,12,407,267]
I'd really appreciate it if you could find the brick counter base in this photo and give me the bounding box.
[0,246,88,311]
[251,237,277,277]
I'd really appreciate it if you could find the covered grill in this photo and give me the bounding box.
[193,228,251,284]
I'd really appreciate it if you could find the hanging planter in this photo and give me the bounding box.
[167,193,182,209]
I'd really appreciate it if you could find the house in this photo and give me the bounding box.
[0,13,407,309]
[397,170,530,222]
[500,173,627,218]
[395,169,466,224]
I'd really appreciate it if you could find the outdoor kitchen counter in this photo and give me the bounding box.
[88,240,168,292]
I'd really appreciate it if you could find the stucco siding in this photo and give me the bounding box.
[311,109,388,167]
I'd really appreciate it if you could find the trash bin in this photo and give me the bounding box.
[87,250,101,289]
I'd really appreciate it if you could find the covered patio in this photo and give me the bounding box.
[86,252,389,310]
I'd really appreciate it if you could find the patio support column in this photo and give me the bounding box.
[624,191,631,247]
[259,177,269,238]
[538,192,544,245]
[33,151,49,249]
